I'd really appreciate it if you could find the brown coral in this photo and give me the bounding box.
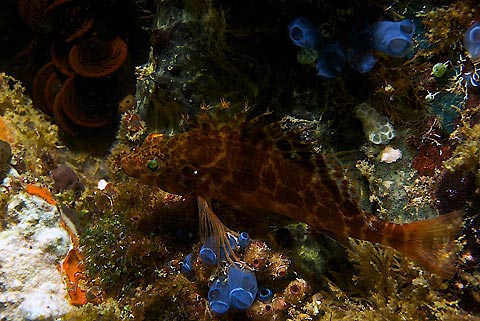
[412,143,453,176]
[17,0,52,34]
[17,0,141,136]
[53,76,112,130]
[32,62,58,115]
[68,36,128,78]
[51,41,75,77]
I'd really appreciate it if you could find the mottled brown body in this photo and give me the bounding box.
[122,111,462,277]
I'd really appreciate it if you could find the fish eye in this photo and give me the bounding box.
[145,157,164,174]
[147,159,159,171]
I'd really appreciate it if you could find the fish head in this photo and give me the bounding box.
[121,133,205,195]
[122,133,172,188]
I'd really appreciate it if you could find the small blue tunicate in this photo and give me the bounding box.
[288,17,320,49]
[348,23,372,48]
[465,22,480,61]
[181,253,193,273]
[316,42,346,78]
[238,232,250,249]
[208,277,231,314]
[199,236,217,265]
[258,288,274,303]
[347,48,376,73]
[371,19,415,57]
[228,264,258,310]
[346,23,376,73]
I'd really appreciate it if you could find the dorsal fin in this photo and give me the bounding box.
[196,100,251,134]
[195,102,362,203]
[247,120,309,153]
[248,117,362,204]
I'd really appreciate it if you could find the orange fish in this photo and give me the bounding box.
[121,107,463,277]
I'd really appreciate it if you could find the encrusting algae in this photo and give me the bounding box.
[122,105,464,278]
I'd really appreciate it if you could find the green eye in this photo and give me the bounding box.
[147,159,159,171]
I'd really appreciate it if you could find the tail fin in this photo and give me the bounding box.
[393,211,464,278]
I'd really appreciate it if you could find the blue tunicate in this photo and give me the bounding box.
[347,48,376,73]
[181,253,194,273]
[348,23,372,48]
[238,232,250,249]
[465,22,480,61]
[228,264,258,310]
[199,236,217,265]
[316,42,346,78]
[346,23,376,73]
[208,277,231,314]
[371,19,415,57]
[288,17,320,49]
[258,288,273,303]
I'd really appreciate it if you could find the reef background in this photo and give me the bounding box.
[1,0,480,320]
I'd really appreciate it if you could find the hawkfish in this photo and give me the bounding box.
[121,107,463,278]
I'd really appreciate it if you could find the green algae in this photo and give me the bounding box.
[444,122,480,184]
[420,2,474,60]
[309,241,469,321]
[60,301,123,321]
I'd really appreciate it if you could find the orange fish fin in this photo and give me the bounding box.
[197,196,244,267]
[396,210,463,278]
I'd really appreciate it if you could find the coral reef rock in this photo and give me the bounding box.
[0,170,73,320]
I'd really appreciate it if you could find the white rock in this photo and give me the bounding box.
[0,191,73,320]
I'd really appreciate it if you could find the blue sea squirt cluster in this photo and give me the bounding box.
[199,232,250,266]
[288,17,415,78]
[181,231,265,314]
[208,264,260,314]
[178,230,297,316]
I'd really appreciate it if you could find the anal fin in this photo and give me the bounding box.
[197,196,245,268]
